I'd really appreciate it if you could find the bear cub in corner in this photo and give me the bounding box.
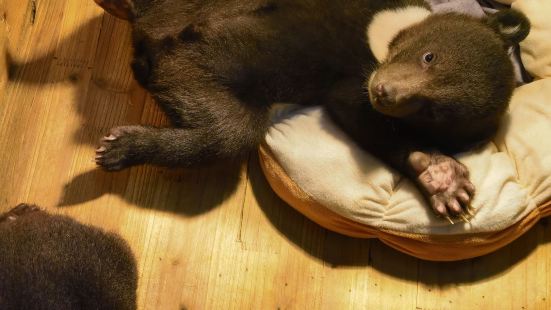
[0,204,137,310]
[94,0,529,220]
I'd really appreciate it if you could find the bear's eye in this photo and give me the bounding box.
[422,52,435,64]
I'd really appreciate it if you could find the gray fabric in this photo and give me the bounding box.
[429,0,487,17]
[426,0,532,84]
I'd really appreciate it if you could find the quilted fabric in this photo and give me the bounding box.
[264,79,551,235]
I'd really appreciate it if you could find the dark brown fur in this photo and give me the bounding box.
[97,0,429,169]
[95,0,529,217]
[0,204,137,310]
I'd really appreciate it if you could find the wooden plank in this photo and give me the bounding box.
[0,0,70,207]
[416,222,550,309]
[1,1,550,309]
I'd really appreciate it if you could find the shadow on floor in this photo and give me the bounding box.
[58,159,245,216]
[7,14,246,216]
[248,154,551,285]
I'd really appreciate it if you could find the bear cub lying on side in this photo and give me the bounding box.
[94,0,529,220]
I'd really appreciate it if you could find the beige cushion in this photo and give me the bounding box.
[259,2,551,260]
[513,0,551,79]
[265,79,551,235]
[260,78,551,261]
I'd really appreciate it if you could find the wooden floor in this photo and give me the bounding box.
[1,1,550,309]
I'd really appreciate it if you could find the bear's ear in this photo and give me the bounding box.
[486,9,530,46]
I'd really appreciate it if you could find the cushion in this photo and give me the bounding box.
[512,0,551,79]
[259,2,551,260]
[260,79,551,261]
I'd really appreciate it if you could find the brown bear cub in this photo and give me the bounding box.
[0,204,137,310]
[94,0,529,220]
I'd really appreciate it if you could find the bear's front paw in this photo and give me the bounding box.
[408,151,475,223]
[95,125,149,171]
[0,204,40,222]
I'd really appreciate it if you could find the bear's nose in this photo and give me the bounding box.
[373,83,397,105]
[375,83,387,98]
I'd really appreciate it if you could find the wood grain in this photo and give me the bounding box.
[0,1,549,309]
